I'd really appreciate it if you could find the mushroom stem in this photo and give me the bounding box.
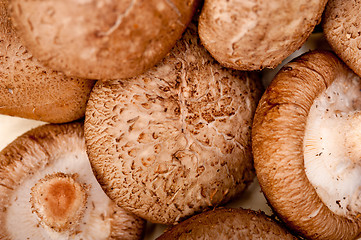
[344,111,361,166]
[30,172,88,233]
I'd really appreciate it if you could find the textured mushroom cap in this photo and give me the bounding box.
[0,122,145,240]
[323,0,361,78]
[198,0,327,71]
[252,50,361,240]
[9,0,200,80]
[85,23,262,224]
[156,208,296,239]
[0,0,95,123]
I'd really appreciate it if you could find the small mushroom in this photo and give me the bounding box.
[198,0,327,71]
[252,50,361,239]
[156,208,296,239]
[0,0,95,123]
[323,0,361,78]
[9,0,201,80]
[84,23,262,225]
[0,122,145,239]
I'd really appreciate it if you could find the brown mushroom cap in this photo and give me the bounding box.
[156,208,296,239]
[252,50,361,240]
[0,0,95,123]
[0,122,145,240]
[84,23,262,225]
[323,0,361,78]
[9,0,200,80]
[198,0,327,71]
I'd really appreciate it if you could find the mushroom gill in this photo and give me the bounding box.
[304,71,361,218]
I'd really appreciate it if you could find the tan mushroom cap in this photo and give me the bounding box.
[0,0,95,123]
[156,208,297,239]
[0,122,145,240]
[9,0,200,80]
[323,0,361,78]
[252,50,361,240]
[198,0,327,71]
[85,23,262,225]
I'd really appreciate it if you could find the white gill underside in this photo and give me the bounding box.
[304,72,361,217]
[5,143,114,240]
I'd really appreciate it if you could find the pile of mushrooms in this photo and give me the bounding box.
[2,0,361,239]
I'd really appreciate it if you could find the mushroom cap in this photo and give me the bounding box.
[323,0,361,78]
[198,0,327,71]
[0,0,95,123]
[0,122,145,240]
[84,23,262,225]
[156,208,296,239]
[252,50,361,240]
[9,0,200,80]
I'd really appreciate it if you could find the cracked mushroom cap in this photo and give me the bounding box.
[156,208,297,239]
[252,50,361,240]
[0,0,95,123]
[84,23,262,225]
[323,0,361,78]
[198,0,327,71]
[0,122,145,240]
[9,0,201,80]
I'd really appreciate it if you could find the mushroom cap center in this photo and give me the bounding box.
[30,172,88,232]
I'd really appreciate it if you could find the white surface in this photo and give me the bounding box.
[0,33,328,239]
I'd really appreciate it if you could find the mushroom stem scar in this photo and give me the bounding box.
[30,173,88,233]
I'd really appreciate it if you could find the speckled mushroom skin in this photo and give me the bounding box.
[252,51,361,240]
[323,0,361,78]
[0,122,145,240]
[9,0,201,80]
[0,0,95,123]
[198,0,327,71]
[85,23,262,225]
[156,208,297,239]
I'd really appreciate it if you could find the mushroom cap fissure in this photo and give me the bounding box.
[0,123,145,240]
[0,0,95,123]
[252,51,361,240]
[198,0,327,70]
[85,23,261,224]
[304,72,361,218]
[30,173,88,233]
